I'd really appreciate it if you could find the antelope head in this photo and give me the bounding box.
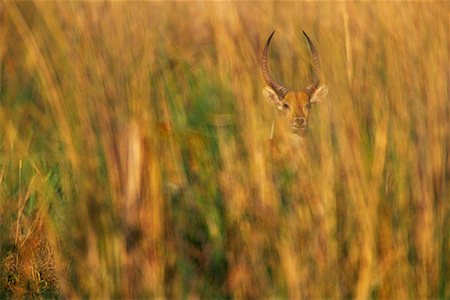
[261,31,328,136]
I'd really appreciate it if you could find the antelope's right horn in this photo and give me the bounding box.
[261,31,290,100]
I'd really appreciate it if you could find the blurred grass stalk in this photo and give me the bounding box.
[0,1,448,298]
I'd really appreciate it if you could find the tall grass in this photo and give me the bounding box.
[0,2,448,298]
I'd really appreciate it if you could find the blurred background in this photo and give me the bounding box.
[0,2,448,298]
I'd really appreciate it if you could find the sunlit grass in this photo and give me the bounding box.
[0,2,448,298]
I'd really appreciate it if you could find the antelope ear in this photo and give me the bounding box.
[310,84,329,104]
[263,86,280,104]
[263,86,289,110]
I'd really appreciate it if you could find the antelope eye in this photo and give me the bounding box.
[282,103,291,111]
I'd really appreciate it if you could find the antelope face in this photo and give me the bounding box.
[284,91,311,133]
[261,31,328,136]
[263,86,329,135]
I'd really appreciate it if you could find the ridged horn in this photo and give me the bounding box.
[261,31,290,100]
[303,31,321,97]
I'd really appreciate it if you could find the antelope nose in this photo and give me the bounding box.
[294,117,306,127]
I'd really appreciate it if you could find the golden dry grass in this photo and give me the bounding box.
[0,1,448,298]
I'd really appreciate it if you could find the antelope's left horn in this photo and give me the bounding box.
[303,31,321,97]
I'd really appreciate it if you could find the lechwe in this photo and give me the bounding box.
[261,31,328,140]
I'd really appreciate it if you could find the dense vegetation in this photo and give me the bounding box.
[0,2,448,298]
